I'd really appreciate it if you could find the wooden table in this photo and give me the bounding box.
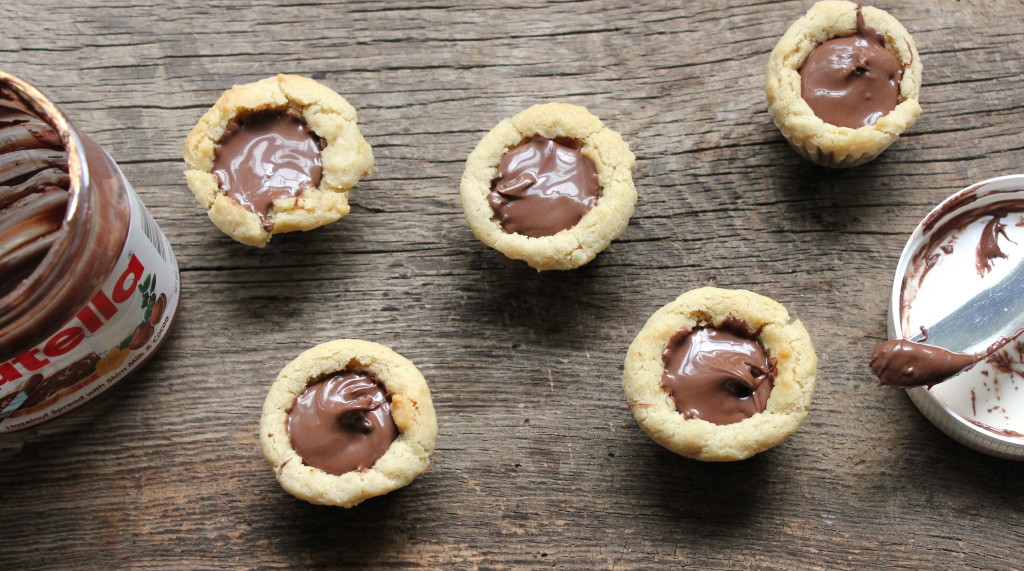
[2,1,1023,568]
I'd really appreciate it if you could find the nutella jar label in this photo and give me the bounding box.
[0,173,179,433]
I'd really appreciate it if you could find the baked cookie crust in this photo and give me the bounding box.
[260,339,437,507]
[766,1,922,168]
[622,287,817,462]
[460,103,637,271]
[184,74,373,247]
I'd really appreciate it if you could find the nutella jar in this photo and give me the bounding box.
[0,71,179,433]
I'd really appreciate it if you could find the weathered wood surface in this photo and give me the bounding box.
[2,0,1024,568]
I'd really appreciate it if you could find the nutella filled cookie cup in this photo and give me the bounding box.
[184,74,373,247]
[766,1,922,168]
[461,103,636,271]
[260,339,437,507]
[623,288,817,461]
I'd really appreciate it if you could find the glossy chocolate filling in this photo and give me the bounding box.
[287,370,398,476]
[799,8,904,128]
[870,340,981,388]
[871,328,1024,388]
[660,317,775,425]
[212,110,322,231]
[0,86,70,298]
[488,136,599,238]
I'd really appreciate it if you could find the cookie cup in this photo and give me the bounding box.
[623,287,817,461]
[260,339,437,507]
[766,1,922,168]
[184,74,374,247]
[461,103,636,271]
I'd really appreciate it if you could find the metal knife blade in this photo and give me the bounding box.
[910,258,1024,353]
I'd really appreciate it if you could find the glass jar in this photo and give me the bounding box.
[0,71,180,432]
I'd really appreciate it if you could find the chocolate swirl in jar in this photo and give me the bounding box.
[0,86,71,298]
[287,370,399,476]
[0,73,131,359]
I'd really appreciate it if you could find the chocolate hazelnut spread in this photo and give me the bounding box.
[871,329,1024,388]
[799,8,904,128]
[287,370,398,476]
[0,86,70,298]
[488,136,599,238]
[660,317,774,425]
[212,111,322,231]
[0,71,180,432]
[976,215,1013,276]
[968,419,1024,439]
[870,340,981,388]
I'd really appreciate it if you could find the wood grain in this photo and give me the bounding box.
[2,0,1024,569]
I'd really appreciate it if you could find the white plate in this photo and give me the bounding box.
[888,174,1024,459]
